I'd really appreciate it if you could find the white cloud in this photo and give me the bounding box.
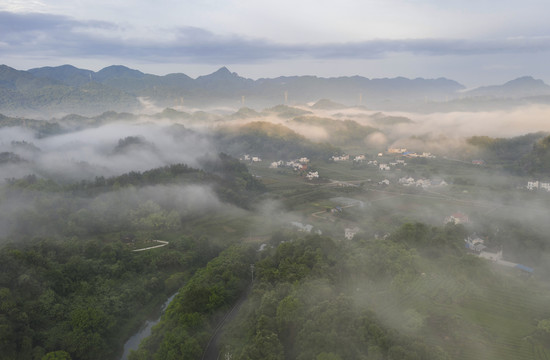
[2,1,550,86]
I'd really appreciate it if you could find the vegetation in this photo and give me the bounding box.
[3,103,550,360]
[129,244,256,359]
[0,235,212,360]
[214,121,340,160]
[292,116,378,147]
[467,132,549,174]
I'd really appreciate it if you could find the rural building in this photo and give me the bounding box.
[445,212,470,225]
[344,227,360,240]
[464,236,487,252]
[306,171,319,180]
[388,148,407,154]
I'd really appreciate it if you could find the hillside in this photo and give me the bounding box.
[0,64,467,116]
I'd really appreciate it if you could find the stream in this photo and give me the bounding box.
[120,292,178,360]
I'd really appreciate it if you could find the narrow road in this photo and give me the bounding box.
[202,286,251,360]
[132,240,169,252]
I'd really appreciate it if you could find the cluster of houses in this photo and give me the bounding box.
[331,154,350,162]
[268,157,320,181]
[269,157,310,170]
[306,171,319,180]
[526,181,550,191]
[387,148,436,159]
[370,159,407,171]
[377,176,448,188]
[290,221,361,241]
[240,154,262,162]
[398,176,448,189]
[332,153,406,164]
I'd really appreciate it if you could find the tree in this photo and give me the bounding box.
[42,350,72,360]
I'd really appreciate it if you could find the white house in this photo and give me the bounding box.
[445,212,470,225]
[252,156,262,162]
[306,171,319,180]
[287,161,303,171]
[379,164,390,171]
[399,177,415,186]
[465,236,487,252]
[332,154,350,161]
[527,181,550,191]
[527,181,539,190]
[344,227,360,240]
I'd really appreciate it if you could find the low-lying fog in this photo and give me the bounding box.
[0,121,215,182]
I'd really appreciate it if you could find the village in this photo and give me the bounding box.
[240,146,540,278]
[240,146,440,185]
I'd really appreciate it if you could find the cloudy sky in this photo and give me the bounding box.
[1,0,550,87]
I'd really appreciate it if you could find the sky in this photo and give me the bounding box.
[2,0,550,87]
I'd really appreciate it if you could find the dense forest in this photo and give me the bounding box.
[0,150,264,359]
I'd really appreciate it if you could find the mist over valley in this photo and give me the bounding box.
[3,60,550,360]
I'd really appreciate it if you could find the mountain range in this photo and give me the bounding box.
[1,64,550,117]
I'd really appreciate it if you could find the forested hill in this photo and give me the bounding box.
[214,121,340,161]
[467,132,550,175]
[129,222,550,360]
[1,64,464,116]
[0,153,266,359]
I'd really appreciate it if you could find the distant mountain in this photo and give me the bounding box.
[1,64,63,91]
[29,64,93,87]
[94,65,146,81]
[3,64,550,116]
[262,105,313,118]
[311,99,347,110]
[230,107,261,119]
[464,76,550,98]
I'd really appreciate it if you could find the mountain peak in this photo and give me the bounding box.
[215,66,231,74]
[504,76,546,87]
[195,66,253,87]
[201,66,237,79]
